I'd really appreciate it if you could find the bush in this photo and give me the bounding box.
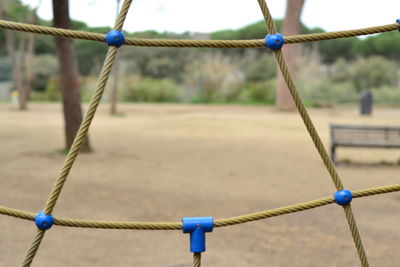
[371,86,400,105]
[245,80,276,103]
[123,76,182,102]
[183,53,245,102]
[351,56,397,91]
[32,54,58,92]
[245,54,276,82]
[44,76,61,101]
[300,80,358,104]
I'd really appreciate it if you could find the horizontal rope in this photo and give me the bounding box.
[0,19,105,42]
[284,23,399,44]
[0,183,398,230]
[0,19,398,48]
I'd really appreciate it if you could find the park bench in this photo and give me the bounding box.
[330,124,400,164]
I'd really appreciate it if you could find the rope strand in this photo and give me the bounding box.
[21,1,134,266]
[256,1,370,266]
[0,184,397,230]
[0,19,397,48]
[0,0,395,266]
[193,253,201,267]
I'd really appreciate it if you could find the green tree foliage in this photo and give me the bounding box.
[0,57,11,81]
[122,46,195,82]
[318,38,359,63]
[355,31,400,60]
[75,40,108,75]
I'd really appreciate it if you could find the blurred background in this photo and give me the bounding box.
[0,0,399,108]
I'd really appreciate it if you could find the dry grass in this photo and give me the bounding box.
[0,103,399,266]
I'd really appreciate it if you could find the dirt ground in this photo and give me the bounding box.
[0,103,399,267]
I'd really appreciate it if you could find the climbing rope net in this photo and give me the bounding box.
[0,0,399,266]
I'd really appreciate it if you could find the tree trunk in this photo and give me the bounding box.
[53,0,91,152]
[276,0,305,111]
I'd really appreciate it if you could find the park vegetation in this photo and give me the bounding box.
[0,0,399,107]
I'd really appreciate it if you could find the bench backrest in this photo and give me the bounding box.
[330,124,400,147]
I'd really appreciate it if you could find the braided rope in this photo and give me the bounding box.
[1,184,398,230]
[0,0,397,266]
[193,253,201,267]
[21,1,133,266]
[0,19,398,48]
[256,1,370,266]
[273,49,344,190]
[22,230,45,267]
[284,24,399,44]
[343,205,369,267]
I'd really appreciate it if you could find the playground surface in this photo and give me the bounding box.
[0,103,399,266]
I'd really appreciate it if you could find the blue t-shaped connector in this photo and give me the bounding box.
[182,217,214,253]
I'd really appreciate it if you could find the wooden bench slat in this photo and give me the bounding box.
[330,124,400,164]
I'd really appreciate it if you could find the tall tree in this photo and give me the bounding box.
[276,0,305,110]
[53,0,91,152]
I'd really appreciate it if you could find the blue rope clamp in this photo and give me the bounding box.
[105,30,125,47]
[264,33,284,50]
[182,217,214,253]
[334,189,353,206]
[35,210,54,230]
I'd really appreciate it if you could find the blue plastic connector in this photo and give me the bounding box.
[182,217,214,253]
[334,189,353,206]
[35,210,54,230]
[105,30,125,47]
[264,33,284,50]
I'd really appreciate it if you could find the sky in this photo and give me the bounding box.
[21,0,400,34]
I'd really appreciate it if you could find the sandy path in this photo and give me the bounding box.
[0,103,399,266]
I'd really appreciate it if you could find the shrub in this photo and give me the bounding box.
[122,76,182,102]
[371,86,400,105]
[44,76,61,101]
[245,54,276,82]
[300,80,358,104]
[351,56,397,91]
[245,80,276,103]
[183,53,245,102]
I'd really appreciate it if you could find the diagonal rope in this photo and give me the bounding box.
[193,253,201,267]
[0,0,396,265]
[21,1,133,266]
[343,205,369,267]
[256,0,368,266]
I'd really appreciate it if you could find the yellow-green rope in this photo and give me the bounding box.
[0,184,398,230]
[21,1,134,266]
[193,253,201,267]
[256,0,369,266]
[0,0,396,265]
[0,19,398,48]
